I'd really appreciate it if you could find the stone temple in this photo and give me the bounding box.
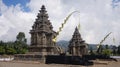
[15,5,60,62]
[68,27,88,56]
[29,5,59,55]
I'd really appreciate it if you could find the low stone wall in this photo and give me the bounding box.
[45,55,93,65]
[14,54,45,63]
[14,54,117,65]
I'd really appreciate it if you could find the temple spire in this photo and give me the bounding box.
[39,5,47,14]
[74,27,80,34]
[32,5,53,31]
[29,5,58,56]
[36,5,48,21]
[72,27,82,40]
[68,27,88,56]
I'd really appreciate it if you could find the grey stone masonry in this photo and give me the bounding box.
[68,27,88,56]
[29,5,58,56]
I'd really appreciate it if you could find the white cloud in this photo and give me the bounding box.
[0,0,35,43]
[0,0,120,45]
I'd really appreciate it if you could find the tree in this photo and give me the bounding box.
[0,40,4,46]
[14,32,28,54]
[102,49,112,56]
[105,44,109,49]
[112,46,117,55]
[16,32,27,43]
[0,40,5,54]
[14,42,28,54]
[6,48,16,55]
[0,38,28,55]
[90,47,94,55]
[16,32,28,48]
[0,46,5,54]
[117,45,120,54]
[97,45,103,54]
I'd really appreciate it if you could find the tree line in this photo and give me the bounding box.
[0,32,28,55]
[90,44,120,56]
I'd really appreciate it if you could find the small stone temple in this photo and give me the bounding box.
[29,5,59,55]
[68,27,88,56]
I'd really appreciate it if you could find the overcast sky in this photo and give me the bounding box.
[0,0,120,45]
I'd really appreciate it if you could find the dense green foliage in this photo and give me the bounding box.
[0,46,5,54]
[102,49,112,56]
[89,44,120,56]
[0,32,28,55]
[100,45,112,56]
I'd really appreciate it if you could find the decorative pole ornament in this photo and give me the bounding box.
[78,13,81,31]
[112,33,116,44]
[97,32,112,48]
[52,11,80,42]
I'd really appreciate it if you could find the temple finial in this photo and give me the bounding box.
[39,5,46,13]
[41,5,45,10]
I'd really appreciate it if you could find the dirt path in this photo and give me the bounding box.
[0,61,120,67]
